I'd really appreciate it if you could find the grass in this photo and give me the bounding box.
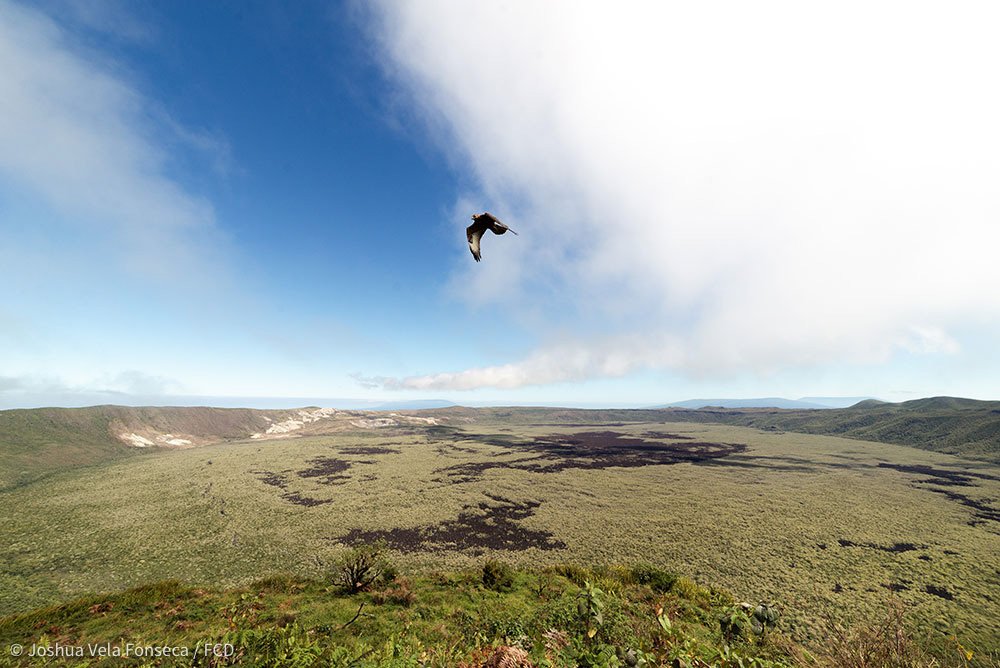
[1,416,999,664]
[0,561,937,667]
[2,562,994,667]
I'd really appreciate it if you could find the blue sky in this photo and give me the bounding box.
[2,0,999,409]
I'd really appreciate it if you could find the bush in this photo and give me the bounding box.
[333,543,392,594]
[719,603,755,643]
[482,559,515,592]
[628,564,678,593]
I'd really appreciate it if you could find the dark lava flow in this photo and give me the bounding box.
[925,584,956,600]
[338,493,565,552]
[340,445,402,455]
[435,430,747,482]
[876,463,1000,526]
[297,457,359,484]
[876,462,1000,485]
[838,539,927,553]
[252,469,332,507]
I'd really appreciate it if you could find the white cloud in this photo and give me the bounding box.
[367,1,1000,390]
[0,370,191,409]
[98,370,184,395]
[0,0,223,280]
[0,370,181,397]
[377,334,684,390]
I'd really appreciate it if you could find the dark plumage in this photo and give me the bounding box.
[466,212,517,262]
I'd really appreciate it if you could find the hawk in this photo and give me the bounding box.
[466,212,517,262]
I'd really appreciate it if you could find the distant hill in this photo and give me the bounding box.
[653,397,830,409]
[421,397,1000,460]
[371,399,456,411]
[0,404,460,491]
[655,396,1000,460]
[3,397,997,491]
[649,396,876,410]
[0,394,458,411]
[0,405,297,491]
[797,396,878,408]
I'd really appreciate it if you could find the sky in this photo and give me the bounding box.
[2,0,999,409]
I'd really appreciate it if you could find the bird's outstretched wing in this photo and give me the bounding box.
[466,224,485,262]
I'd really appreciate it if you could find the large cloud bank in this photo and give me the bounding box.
[368,2,999,390]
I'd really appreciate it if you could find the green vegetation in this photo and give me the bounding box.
[418,398,1000,460]
[1,406,999,665]
[0,407,139,491]
[0,561,968,667]
[0,406,294,491]
[2,397,997,492]
[646,397,1000,461]
[482,559,516,592]
[334,543,395,594]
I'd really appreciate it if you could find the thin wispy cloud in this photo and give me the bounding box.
[0,0,223,281]
[366,1,1000,391]
[47,0,158,44]
[0,370,181,397]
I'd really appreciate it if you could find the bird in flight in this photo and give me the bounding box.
[466,212,517,262]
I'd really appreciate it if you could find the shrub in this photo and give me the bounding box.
[719,603,754,643]
[752,603,780,637]
[719,602,781,644]
[482,559,515,592]
[628,564,678,593]
[577,581,606,638]
[333,543,392,594]
[381,561,399,583]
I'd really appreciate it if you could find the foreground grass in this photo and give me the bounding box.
[2,560,980,668]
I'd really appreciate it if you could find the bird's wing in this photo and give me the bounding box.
[467,226,484,262]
